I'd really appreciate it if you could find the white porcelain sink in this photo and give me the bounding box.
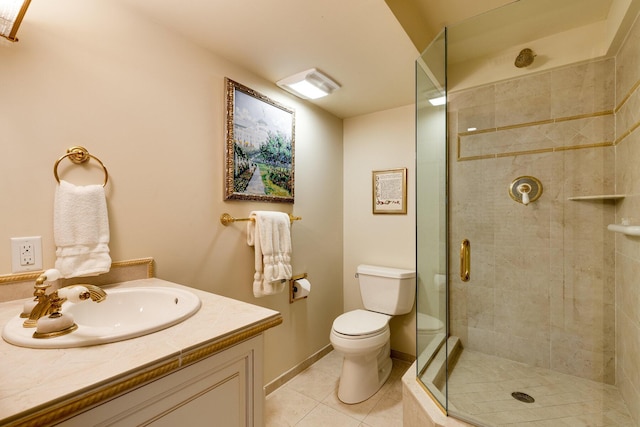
[2,286,201,349]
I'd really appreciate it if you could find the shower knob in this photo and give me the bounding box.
[509,176,542,205]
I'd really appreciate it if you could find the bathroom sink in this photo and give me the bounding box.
[2,286,202,349]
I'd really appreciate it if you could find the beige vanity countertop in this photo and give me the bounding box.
[0,278,282,427]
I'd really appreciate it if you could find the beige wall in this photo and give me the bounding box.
[343,105,417,356]
[614,12,640,425]
[0,0,344,384]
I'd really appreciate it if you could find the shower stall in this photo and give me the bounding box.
[415,1,640,426]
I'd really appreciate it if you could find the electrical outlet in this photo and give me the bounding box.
[10,236,42,273]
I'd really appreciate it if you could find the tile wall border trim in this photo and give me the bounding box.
[615,78,640,114]
[457,110,615,161]
[614,76,640,146]
[457,111,612,138]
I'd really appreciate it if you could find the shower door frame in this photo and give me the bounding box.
[415,26,450,413]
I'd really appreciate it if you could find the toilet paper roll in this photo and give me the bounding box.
[293,278,311,298]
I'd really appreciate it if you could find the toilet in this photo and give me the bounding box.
[416,273,446,354]
[417,312,445,351]
[330,264,416,404]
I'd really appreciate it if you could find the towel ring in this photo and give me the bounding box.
[53,146,109,187]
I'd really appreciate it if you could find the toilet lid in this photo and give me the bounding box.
[333,309,390,336]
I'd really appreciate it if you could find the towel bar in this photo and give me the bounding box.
[220,212,301,226]
[53,146,108,187]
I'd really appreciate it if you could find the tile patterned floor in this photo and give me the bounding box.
[265,350,411,427]
[446,350,636,426]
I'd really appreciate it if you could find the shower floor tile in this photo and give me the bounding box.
[447,350,635,426]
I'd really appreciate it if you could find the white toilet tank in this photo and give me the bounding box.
[357,264,416,315]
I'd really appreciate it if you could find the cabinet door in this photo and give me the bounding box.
[139,357,247,427]
[59,336,263,427]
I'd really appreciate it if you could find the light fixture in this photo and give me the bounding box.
[0,0,31,42]
[277,68,341,100]
[428,96,446,106]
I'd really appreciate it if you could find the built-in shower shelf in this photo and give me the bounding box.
[607,224,640,236]
[568,194,626,201]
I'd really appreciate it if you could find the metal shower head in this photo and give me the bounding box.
[515,48,536,68]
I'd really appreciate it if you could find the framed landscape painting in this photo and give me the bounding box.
[224,78,295,203]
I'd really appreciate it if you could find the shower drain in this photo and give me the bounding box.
[511,391,535,403]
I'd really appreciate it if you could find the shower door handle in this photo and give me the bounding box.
[460,239,470,282]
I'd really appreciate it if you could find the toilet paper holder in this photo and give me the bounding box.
[290,273,308,303]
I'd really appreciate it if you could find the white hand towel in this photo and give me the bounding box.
[247,211,292,297]
[54,180,112,278]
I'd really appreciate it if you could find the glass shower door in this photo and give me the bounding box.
[415,28,448,410]
[415,1,639,425]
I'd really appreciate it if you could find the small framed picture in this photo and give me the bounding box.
[372,168,407,214]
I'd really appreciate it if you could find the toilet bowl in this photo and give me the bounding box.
[330,309,392,404]
[417,312,444,351]
[330,265,415,404]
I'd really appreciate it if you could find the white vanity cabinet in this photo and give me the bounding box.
[0,278,282,427]
[59,335,264,427]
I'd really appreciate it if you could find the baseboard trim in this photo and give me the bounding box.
[264,344,334,396]
[391,349,416,363]
[264,346,416,396]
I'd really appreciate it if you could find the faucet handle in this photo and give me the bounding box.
[33,268,62,295]
[58,286,91,303]
[43,269,62,281]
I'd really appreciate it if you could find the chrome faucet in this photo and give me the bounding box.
[22,269,107,338]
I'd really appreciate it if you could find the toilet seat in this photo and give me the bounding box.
[332,309,390,338]
[417,312,444,333]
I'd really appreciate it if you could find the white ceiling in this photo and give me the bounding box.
[445,0,614,63]
[113,0,632,119]
[115,0,422,119]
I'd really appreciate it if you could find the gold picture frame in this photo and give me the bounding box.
[372,168,407,214]
[224,78,295,203]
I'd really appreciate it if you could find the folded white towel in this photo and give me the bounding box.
[247,211,292,297]
[54,180,112,278]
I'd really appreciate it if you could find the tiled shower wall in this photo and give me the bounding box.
[613,13,640,425]
[447,15,640,423]
[448,57,617,383]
